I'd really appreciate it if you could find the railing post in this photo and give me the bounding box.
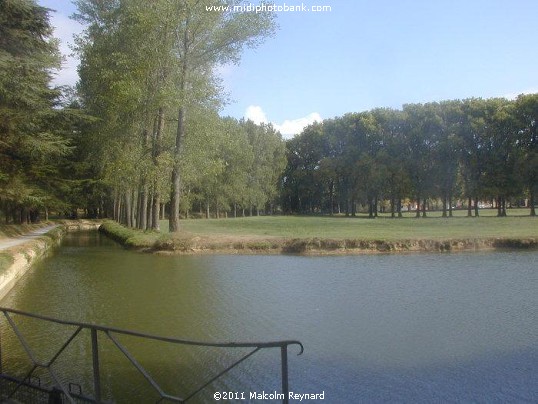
[91,328,102,403]
[281,345,289,404]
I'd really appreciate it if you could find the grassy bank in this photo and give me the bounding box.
[100,213,538,254]
[0,222,53,274]
[0,222,53,239]
[0,223,65,288]
[99,220,162,249]
[0,252,14,273]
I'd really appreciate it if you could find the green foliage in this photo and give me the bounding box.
[99,220,159,249]
[0,0,77,222]
[283,96,538,217]
[74,0,277,230]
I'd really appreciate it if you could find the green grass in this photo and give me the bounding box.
[99,220,162,248]
[0,252,14,274]
[0,222,52,240]
[159,209,538,241]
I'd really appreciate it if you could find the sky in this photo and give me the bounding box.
[39,0,538,138]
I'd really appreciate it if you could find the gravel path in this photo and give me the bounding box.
[0,225,59,251]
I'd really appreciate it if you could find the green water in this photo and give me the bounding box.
[1,231,537,402]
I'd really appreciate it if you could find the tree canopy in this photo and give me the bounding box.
[282,97,538,217]
[0,0,72,223]
[1,0,536,226]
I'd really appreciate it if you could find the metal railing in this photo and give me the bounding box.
[0,307,303,403]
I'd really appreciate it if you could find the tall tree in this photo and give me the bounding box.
[168,0,275,231]
[514,94,538,216]
[0,0,70,222]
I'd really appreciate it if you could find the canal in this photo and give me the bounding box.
[1,231,537,402]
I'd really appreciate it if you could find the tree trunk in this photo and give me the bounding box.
[329,181,334,216]
[421,200,427,218]
[474,197,479,217]
[139,184,148,230]
[131,189,138,228]
[530,188,536,216]
[467,196,473,217]
[151,108,165,230]
[169,118,184,231]
[113,190,119,221]
[117,195,123,224]
[442,195,447,217]
[416,196,421,218]
[124,191,132,228]
[152,191,160,231]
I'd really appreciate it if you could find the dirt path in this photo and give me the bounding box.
[0,225,59,251]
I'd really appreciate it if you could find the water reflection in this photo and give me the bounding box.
[1,232,537,402]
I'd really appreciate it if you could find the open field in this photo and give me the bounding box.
[159,210,538,241]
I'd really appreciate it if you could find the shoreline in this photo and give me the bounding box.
[0,220,535,299]
[98,221,538,255]
[0,220,102,300]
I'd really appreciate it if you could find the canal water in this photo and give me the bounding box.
[1,231,537,402]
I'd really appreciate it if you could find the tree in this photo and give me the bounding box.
[168,0,275,231]
[402,103,441,217]
[370,108,410,217]
[0,0,71,223]
[480,98,521,216]
[514,94,538,216]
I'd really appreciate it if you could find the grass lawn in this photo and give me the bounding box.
[159,208,538,241]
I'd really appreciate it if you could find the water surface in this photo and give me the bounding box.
[1,232,537,402]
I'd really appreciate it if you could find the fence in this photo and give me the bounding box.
[0,307,303,403]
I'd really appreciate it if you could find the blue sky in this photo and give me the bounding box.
[39,0,538,138]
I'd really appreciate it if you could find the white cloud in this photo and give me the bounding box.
[245,105,269,125]
[244,105,321,139]
[277,113,323,138]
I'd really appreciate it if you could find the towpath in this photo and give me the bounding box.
[0,225,59,251]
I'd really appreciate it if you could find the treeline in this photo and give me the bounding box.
[1,0,283,227]
[0,0,81,223]
[73,0,277,231]
[281,97,538,217]
[2,1,536,227]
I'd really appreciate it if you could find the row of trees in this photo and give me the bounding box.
[282,96,538,217]
[1,0,285,227]
[73,0,278,231]
[0,0,80,223]
[2,1,536,226]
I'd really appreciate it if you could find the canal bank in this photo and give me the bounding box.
[99,220,538,255]
[0,220,101,300]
